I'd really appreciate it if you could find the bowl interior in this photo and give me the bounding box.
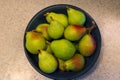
[24,4,101,80]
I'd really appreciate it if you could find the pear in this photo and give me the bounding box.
[45,12,68,28]
[51,39,76,60]
[46,43,53,54]
[25,31,46,54]
[65,54,85,71]
[78,34,96,56]
[64,21,95,41]
[73,42,79,51]
[67,7,86,26]
[38,50,58,73]
[48,18,64,39]
[78,21,96,56]
[64,25,86,41]
[36,23,51,40]
[58,59,66,71]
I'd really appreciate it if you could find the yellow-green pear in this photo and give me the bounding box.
[79,34,96,56]
[65,54,85,71]
[36,23,51,40]
[25,31,46,54]
[51,39,76,60]
[45,12,68,28]
[38,50,58,73]
[48,18,64,39]
[67,7,86,26]
[64,25,86,41]
[58,59,66,71]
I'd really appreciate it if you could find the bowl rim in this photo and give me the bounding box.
[23,4,102,80]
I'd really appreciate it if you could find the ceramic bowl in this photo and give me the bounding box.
[23,4,101,80]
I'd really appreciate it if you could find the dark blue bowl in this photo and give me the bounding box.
[23,4,101,80]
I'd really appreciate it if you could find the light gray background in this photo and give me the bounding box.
[0,0,120,80]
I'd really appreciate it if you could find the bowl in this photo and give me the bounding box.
[23,4,101,80]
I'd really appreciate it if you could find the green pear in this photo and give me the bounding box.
[45,12,68,28]
[79,34,96,56]
[67,7,86,26]
[48,18,64,39]
[38,50,58,73]
[64,25,86,41]
[58,59,66,71]
[64,21,96,41]
[65,54,85,71]
[35,23,51,40]
[46,43,53,54]
[73,42,79,51]
[51,39,76,60]
[25,31,46,54]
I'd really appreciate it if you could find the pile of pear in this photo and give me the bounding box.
[25,7,96,73]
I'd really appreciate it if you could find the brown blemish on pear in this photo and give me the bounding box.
[31,31,42,39]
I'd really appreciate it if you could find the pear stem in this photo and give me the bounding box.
[26,30,37,34]
[32,30,38,33]
[50,16,54,21]
[86,21,96,34]
[66,6,70,11]
[46,41,51,44]
[32,30,43,34]
[44,12,49,16]
[38,50,41,54]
